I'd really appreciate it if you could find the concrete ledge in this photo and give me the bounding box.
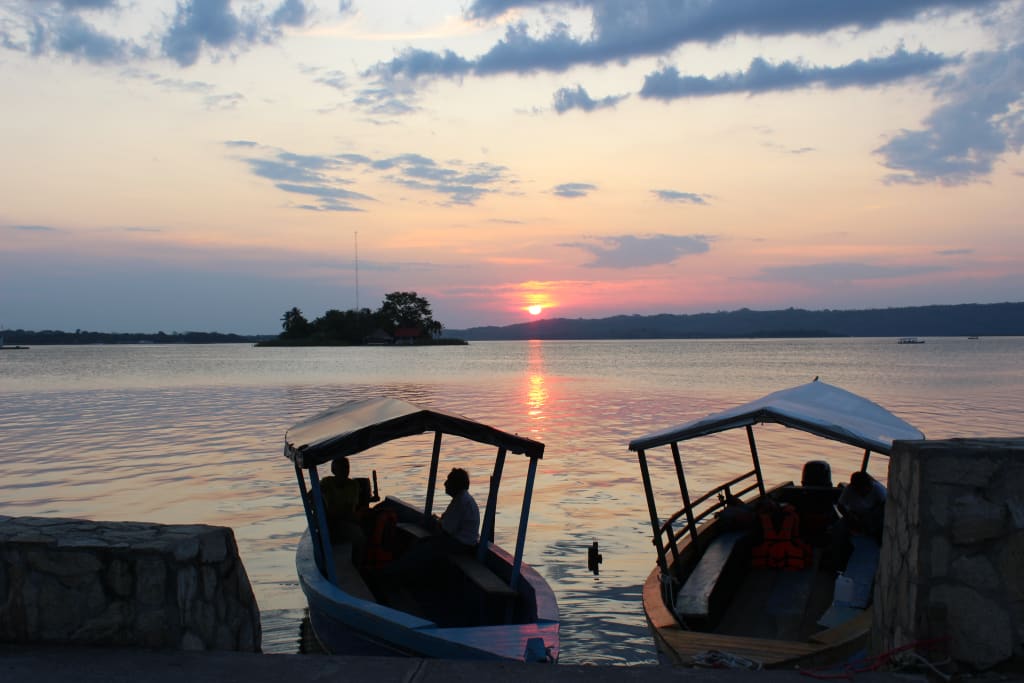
[0,645,926,683]
[0,516,260,652]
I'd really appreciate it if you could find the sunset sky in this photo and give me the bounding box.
[2,0,1022,334]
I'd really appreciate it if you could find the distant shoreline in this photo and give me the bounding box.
[4,301,1022,344]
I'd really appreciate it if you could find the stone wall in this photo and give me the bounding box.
[0,516,261,652]
[874,438,1024,672]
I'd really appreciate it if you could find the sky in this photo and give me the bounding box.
[1,0,1022,335]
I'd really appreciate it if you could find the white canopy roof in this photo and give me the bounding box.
[285,396,544,468]
[628,380,924,455]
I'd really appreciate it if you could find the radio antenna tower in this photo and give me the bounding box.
[354,231,360,312]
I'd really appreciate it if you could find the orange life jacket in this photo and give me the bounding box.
[363,508,397,569]
[751,503,812,570]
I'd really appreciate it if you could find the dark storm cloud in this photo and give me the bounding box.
[875,43,1024,186]
[553,182,596,198]
[563,233,712,268]
[553,85,627,113]
[653,189,708,205]
[639,48,954,101]
[229,144,514,209]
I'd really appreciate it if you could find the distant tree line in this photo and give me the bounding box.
[1,329,267,345]
[260,291,464,346]
[442,302,1024,341]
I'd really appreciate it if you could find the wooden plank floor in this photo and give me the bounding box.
[658,626,824,667]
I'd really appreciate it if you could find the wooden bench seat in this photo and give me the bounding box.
[675,531,747,623]
[447,552,516,598]
[332,543,375,602]
[816,535,879,628]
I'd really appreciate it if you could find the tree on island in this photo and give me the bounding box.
[263,291,458,346]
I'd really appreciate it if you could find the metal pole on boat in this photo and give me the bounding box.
[424,431,443,517]
[293,462,325,572]
[670,442,698,546]
[746,426,766,497]
[509,454,538,592]
[638,450,668,575]
[860,449,872,471]
[307,465,338,586]
[479,447,507,561]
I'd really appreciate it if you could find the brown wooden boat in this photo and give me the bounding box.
[628,379,923,669]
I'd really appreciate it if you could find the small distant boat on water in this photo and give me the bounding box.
[897,337,925,344]
[284,397,559,662]
[0,335,29,350]
[627,379,924,669]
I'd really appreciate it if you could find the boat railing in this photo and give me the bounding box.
[656,469,759,573]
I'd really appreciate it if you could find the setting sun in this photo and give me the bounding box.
[527,305,543,316]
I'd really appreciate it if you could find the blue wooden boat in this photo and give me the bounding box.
[284,397,559,662]
[628,379,924,668]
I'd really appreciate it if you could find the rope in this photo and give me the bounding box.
[798,636,950,680]
[692,650,763,670]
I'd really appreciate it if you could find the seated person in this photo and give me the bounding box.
[827,470,886,570]
[434,467,480,553]
[384,467,479,578]
[320,457,366,565]
[838,470,886,540]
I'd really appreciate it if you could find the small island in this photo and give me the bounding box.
[257,291,466,347]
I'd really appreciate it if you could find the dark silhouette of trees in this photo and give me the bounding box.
[262,291,453,346]
[376,291,442,337]
[281,307,311,339]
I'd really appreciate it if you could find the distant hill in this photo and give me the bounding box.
[442,302,1024,341]
[1,329,271,345]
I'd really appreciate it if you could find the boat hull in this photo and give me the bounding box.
[296,532,560,661]
[641,508,871,669]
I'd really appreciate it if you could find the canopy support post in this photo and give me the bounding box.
[746,425,766,497]
[296,463,337,585]
[638,449,668,576]
[424,431,443,518]
[861,449,872,471]
[509,453,537,592]
[479,447,507,562]
[670,441,699,547]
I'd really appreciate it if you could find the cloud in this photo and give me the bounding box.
[230,144,514,209]
[936,248,974,255]
[271,0,308,28]
[553,84,627,113]
[653,189,708,205]
[374,1,998,84]
[1,0,313,66]
[10,224,59,232]
[563,233,712,268]
[876,43,1024,186]
[158,0,314,67]
[553,182,596,198]
[640,48,955,101]
[752,261,949,283]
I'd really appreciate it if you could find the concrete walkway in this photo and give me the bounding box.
[1,645,928,683]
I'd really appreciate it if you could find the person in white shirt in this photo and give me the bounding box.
[438,467,480,550]
[383,467,480,579]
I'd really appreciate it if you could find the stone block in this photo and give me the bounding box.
[930,585,1013,670]
[951,495,1007,544]
[0,517,261,652]
[999,532,1024,601]
[951,555,999,592]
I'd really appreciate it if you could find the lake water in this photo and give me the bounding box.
[1,337,1021,663]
